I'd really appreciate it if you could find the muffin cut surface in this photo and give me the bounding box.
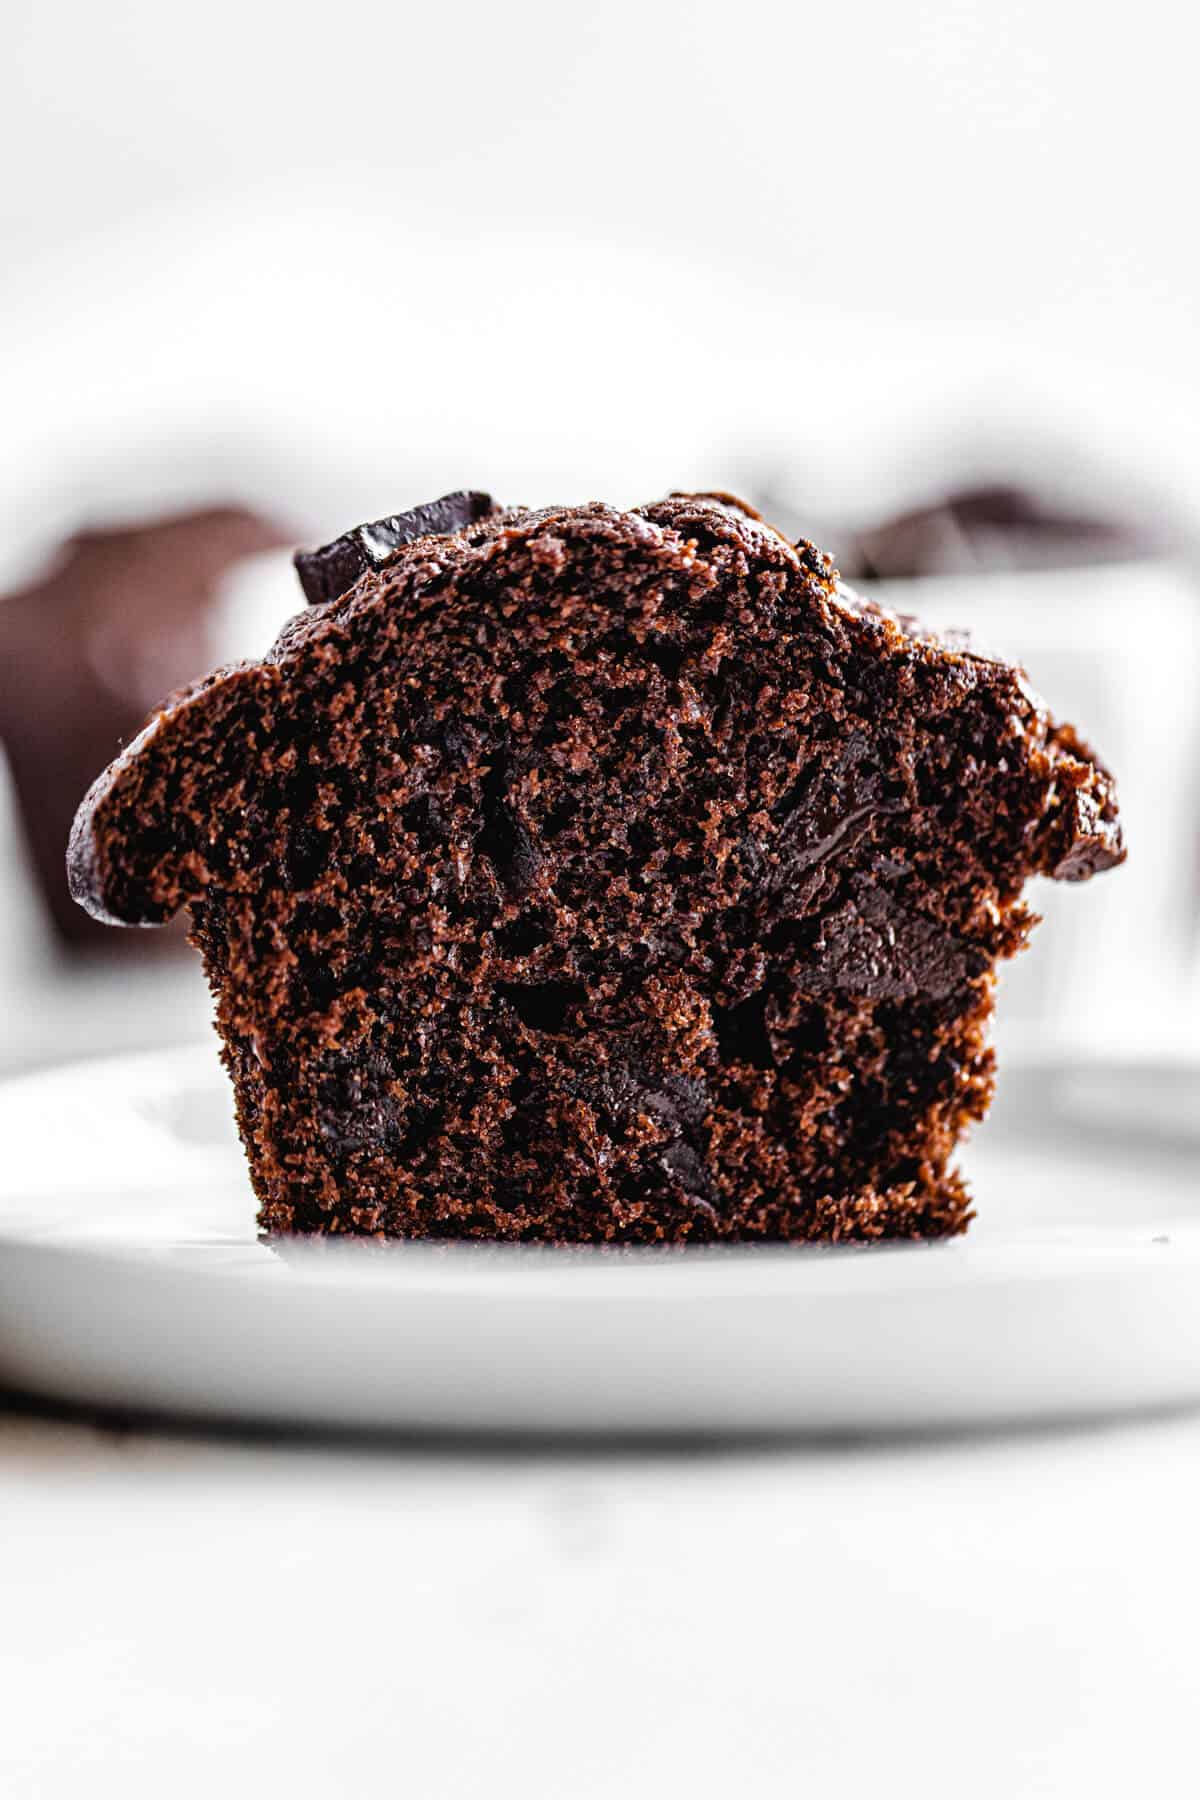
[69,493,1124,1243]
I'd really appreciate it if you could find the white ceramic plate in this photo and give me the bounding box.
[0,1044,1197,1436]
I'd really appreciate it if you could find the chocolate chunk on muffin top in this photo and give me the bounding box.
[68,492,1124,1243]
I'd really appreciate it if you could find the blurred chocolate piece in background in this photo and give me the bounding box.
[0,506,288,949]
[834,483,1173,581]
[759,476,1179,582]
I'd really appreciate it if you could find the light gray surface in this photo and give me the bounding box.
[2,1401,1198,1798]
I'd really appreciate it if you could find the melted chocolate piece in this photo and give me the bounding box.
[294,491,498,605]
[795,880,987,1003]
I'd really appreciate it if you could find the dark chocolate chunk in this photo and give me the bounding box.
[294,491,498,605]
[795,880,987,1003]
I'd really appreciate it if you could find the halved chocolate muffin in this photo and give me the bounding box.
[68,492,1124,1243]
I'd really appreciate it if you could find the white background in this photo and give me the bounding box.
[4,0,1199,553]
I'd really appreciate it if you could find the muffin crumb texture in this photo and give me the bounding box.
[69,493,1124,1243]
